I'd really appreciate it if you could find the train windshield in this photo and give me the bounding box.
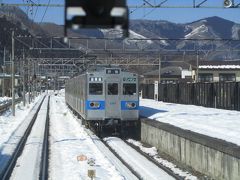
[123,83,136,95]
[108,83,118,95]
[89,83,103,95]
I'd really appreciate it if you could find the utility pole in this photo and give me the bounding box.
[196,51,199,82]
[34,61,37,97]
[11,31,15,116]
[23,50,26,106]
[158,55,161,83]
[2,47,6,97]
[28,59,31,104]
[33,61,36,99]
[32,61,35,100]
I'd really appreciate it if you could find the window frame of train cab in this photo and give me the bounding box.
[107,83,118,95]
[89,83,103,95]
[123,83,137,95]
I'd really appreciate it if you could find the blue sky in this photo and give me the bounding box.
[2,0,240,24]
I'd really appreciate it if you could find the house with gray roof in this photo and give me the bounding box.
[143,66,195,84]
[198,61,240,82]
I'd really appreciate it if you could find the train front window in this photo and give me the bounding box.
[123,83,136,95]
[108,83,118,95]
[89,83,103,95]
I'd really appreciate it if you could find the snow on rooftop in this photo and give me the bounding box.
[199,65,240,69]
[140,98,240,146]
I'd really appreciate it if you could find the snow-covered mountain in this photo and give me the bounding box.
[0,5,240,61]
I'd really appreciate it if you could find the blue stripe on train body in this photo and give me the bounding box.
[121,101,139,110]
[86,100,105,110]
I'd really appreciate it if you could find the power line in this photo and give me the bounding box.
[40,0,50,23]
[33,0,40,22]
[0,3,240,8]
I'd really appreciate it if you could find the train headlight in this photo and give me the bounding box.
[126,102,136,109]
[89,101,100,108]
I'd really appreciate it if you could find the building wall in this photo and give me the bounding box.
[143,77,179,84]
[181,69,194,79]
[199,69,240,82]
[143,69,195,84]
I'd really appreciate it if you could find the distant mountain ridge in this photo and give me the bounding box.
[0,6,240,61]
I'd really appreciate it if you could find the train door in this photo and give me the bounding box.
[105,80,120,119]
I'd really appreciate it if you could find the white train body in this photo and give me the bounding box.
[65,67,139,134]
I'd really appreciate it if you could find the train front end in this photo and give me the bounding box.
[86,67,139,136]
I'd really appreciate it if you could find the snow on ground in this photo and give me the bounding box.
[49,95,124,180]
[105,137,175,180]
[0,95,42,149]
[140,98,240,146]
[127,139,197,180]
[10,97,49,180]
[0,97,11,105]
[0,95,44,174]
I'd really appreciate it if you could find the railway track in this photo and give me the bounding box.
[103,137,182,180]
[83,128,139,180]
[81,119,180,180]
[123,139,184,180]
[0,96,50,180]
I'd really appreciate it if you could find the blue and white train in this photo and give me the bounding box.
[65,67,139,136]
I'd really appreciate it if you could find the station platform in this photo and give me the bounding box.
[140,98,240,146]
[140,98,240,180]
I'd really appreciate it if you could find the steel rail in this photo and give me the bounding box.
[79,118,179,179]
[0,96,46,180]
[100,138,142,179]
[40,96,50,180]
[124,139,184,180]
[84,119,183,179]
[82,128,140,180]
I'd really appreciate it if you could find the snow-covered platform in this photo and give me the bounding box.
[140,98,240,146]
[140,99,240,180]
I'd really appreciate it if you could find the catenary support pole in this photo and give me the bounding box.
[158,55,161,83]
[2,47,6,97]
[196,51,199,82]
[11,31,15,116]
[28,59,31,104]
[23,50,26,106]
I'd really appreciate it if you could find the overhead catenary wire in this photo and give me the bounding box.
[40,0,50,23]
[33,0,40,22]
[1,1,240,8]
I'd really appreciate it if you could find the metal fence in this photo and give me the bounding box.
[141,82,240,111]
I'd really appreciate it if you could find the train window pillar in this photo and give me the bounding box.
[107,83,118,95]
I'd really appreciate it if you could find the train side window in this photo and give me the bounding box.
[108,83,118,95]
[123,83,136,95]
[89,83,103,95]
